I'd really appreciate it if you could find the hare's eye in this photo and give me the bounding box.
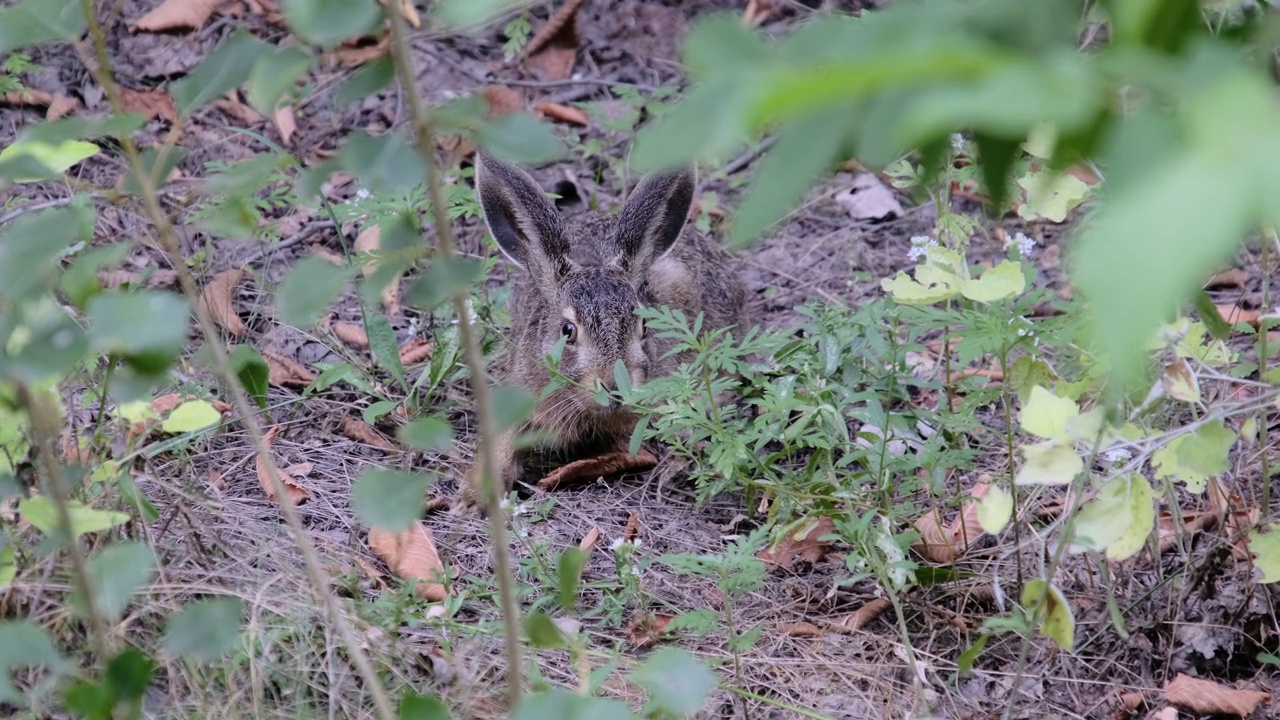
[561,321,578,344]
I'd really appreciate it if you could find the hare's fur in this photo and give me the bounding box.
[462,152,749,506]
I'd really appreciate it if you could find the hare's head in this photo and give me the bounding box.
[475,151,695,413]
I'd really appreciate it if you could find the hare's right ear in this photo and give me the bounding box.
[475,151,569,279]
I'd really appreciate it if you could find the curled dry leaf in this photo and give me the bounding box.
[212,93,264,125]
[134,0,230,32]
[333,35,390,68]
[200,268,247,338]
[263,350,316,387]
[625,612,673,650]
[537,448,658,491]
[579,526,601,553]
[423,495,450,513]
[829,597,893,634]
[1118,690,1146,715]
[119,87,179,123]
[333,321,370,348]
[273,105,296,146]
[256,425,309,505]
[339,416,398,453]
[778,621,822,638]
[757,517,837,572]
[534,101,588,126]
[623,511,639,542]
[2,89,79,120]
[398,339,434,365]
[1163,673,1269,716]
[520,0,584,80]
[368,522,447,601]
[1214,304,1263,329]
[834,173,904,222]
[910,481,990,564]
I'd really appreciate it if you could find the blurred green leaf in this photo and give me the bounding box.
[352,469,432,532]
[121,147,189,196]
[398,415,454,452]
[0,0,86,55]
[246,45,314,116]
[160,400,221,434]
[557,547,587,612]
[492,385,536,433]
[522,611,567,649]
[474,112,567,165]
[277,256,356,328]
[87,290,190,374]
[18,496,130,539]
[407,256,485,309]
[361,296,407,390]
[398,693,451,720]
[170,30,274,114]
[436,0,529,30]
[513,690,632,720]
[0,620,67,705]
[339,130,426,193]
[282,0,381,48]
[0,202,95,301]
[337,56,395,106]
[61,244,131,309]
[229,345,270,410]
[162,597,244,661]
[1022,578,1075,650]
[78,542,156,622]
[0,546,14,591]
[0,138,98,183]
[632,647,717,717]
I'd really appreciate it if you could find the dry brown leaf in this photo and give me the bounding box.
[424,495,450,513]
[135,0,230,32]
[263,350,316,387]
[624,612,673,650]
[1206,267,1248,290]
[579,526,601,552]
[273,104,297,145]
[3,89,79,120]
[311,246,346,265]
[910,481,990,564]
[743,0,777,26]
[483,85,522,116]
[340,416,398,453]
[333,321,370,348]
[829,597,893,634]
[256,425,309,505]
[538,448,658,490]
[212,93,264,125]
[623,511,639,542]
[399,339,434,365]
[375,0,419,28]
[100,268,179,289]
[333,34,390,67]
[778,621,822,638]
[1163,673,1270,716]
[368,522,447,601]
[200,268,247,338]
[834,173,904,221]
[282,461,313,477]
[1214,304,1263,329]
[521,0,584,80]
[757,517,837,572]
[534,101,587,126]
[119,87,179,123]
[356,557,390,591]
[1119,690,1146,715]
[206,468,226,492]
[150,393,187,415]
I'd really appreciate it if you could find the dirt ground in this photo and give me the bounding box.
[4,1,1280,719]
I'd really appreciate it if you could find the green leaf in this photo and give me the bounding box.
[513,689,632,720]
[1019,385,1078,440]
[0,620,67,704]
[1248,524,1280,584]
[0,0,86,55]
[1152,420,1236,493]
[436,0,529,30]
[363,399,398,424]
[880,263,959,305]
[162,597,244,661]
[398,416,454,452]
[61,244,131,309]
[960,260,1026,303]
[1015,168,1091,222]
[632,647,717,717]
[229,345,270,410]
[352,469,432,532]
[0,202,95,301]
[1006,356,1059,405]
[398,693,451,720]
[407,256,485,309]
[1105,473,1154,561]
[1015,439,1082,486]
[1022,578,1075,651]
[246,45,314,116]
[281,0,380,49]
[977,484,1012,534]
[361,298,406,390]
[338,130,426,194]
[0,546,14,591]
[18,496,129,539]
[79,542,156,622]
[121,146,189,195]
[105,647,154,704]
[523,611,567,649]
[277,256,356,328]
[170,30,274,114]
[474,112,567,166]
[336,56,395,106]
[492,385,536,434]
[160,400,221,434]
[557,547,588,612]
[87,290,190,374]
[0,138,98,183]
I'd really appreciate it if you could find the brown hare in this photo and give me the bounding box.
[460,151,750,507]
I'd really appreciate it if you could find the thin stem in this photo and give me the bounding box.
[386,10,524,709]
[999,351,1023,589]
[1260,231,1273,512]
[77,5,395,718]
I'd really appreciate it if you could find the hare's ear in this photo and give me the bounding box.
[475,151,569,279]
[616,166,695,272]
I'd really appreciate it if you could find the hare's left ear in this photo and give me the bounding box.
[616,166,696,273]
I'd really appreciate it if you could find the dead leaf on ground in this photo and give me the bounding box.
[200,268,247,338]
[521,0,583,80]
[100,268,179,289]
[256,425,309,505]
[834,173,904,222]
[1163,673,1269,716]
[311,246,346,265]
[623,511,639,542]
[778,620,822,638]
[1119,690,1146,715]
[757,517,837,572]
[135,0,231,32]
[119,87,179,123]
[1206,267,1247,290]
[340,416,399,453]
[356,557,390,591]
[368,522,448,601]
[829,597,893,634]
[1214,304,1263,329]
[910,480,991,564]
[538,448,658,490]
[263,350,316,387]
[332,35,390,67]
[579,526,601,552]
[212,92,264,125]
[333,320,370,348]
[273,105,296,146]
[534,101,588,126]
[3,89,79,120]
[399,339,434,365]
[743,0,777,26]
[625,612,673,649]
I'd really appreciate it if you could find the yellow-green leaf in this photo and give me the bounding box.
[1016,439,1083,486]
[0,546,14,591]
[1161,358,1200,403]
[880,263,959,305]
[1020,385,1078,440]
[18,496,129,538]
[115,400,157,425]
[0,139,100,183]
[1022,578,1075,651]
[160,400,221,434]
[977,484,1012,534]
[960,260,1025,303]
[1152,421,1236,493]
[1248,525,1280,583]
[1106,474,1154,561]
[1015,168,1090,223]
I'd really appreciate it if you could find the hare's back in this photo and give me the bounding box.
[647,230,748,334]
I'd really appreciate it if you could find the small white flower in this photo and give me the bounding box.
[631,538,643,548]
[355,187,371,200]
[609,537,625,551]
[512,503,529,517]
[1004,232,1036,258]
[1103,448,1132,464]
[951,133,966,152]
[908,235,937,261]
[498,498,510,511]
[629,562,641,576]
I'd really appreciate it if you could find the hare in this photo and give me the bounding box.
[460,151,750,507]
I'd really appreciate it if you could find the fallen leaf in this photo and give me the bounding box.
[1163,673,1269,716]
[357,557,390,591]
[212,92,264,125]
[100,268,179,289]
[537,448,658,491]
[1206,268,1247,290]
[534,101,587,126]
[150,393,187,415]
[623,511,639,542]
[135,0,231,32]
[624,612,673,650]
[398,339,433,365]
[332,35,390,67]
[368,522,447,601]
[521,0,583,80]
[579,526,601,552]
[273,105,296,146]
[200,268,247,338]
[311,246,346,265]
[333,321,370,348]
[207,469,226,492]
[778,621,822,638]
[282,461,313,477]
[742,0,777,27]
[424,496,450,513]
[119,87,179,123]
[1161,358,1200,403]
[829,597,893,634]
[1119,690,1146,715]
[1214,304,1263,329]
[263,350,316,387]
[256,425,309,505]
[2,89,79,120]
[375,0,419,28]
[483,85,522,116]
[910,481,991,563]
[834,173,904,221]
[340,416,398,453]
[757,517,837,572]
